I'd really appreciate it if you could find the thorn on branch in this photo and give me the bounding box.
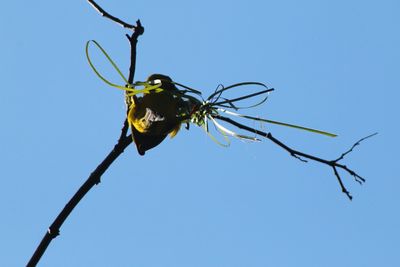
[291,153,308,163]
[27,2,141,266]
[47,228,60,238]
[126,20,145,42]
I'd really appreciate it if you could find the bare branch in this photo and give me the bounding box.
[87,0,136,29]
[334,132,378,162]
[214,114,375,200]
[332,166,352,200]
[27,2,142,266]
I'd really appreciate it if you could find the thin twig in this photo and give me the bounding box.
[214,114,376,200]
[27,1,142,266]
[87,0,136,29]
[334,132,378,162]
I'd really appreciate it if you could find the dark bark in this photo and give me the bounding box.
[26,2,142,266]
[215,114,376,200]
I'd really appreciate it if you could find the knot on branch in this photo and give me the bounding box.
[135,20,144,35]
[216,115,376,200]
[126,20,144,42]
[47,227,60,238]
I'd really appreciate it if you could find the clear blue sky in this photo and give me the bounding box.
[1,0,399,266]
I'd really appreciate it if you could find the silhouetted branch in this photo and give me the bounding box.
[214,114,376,200]
[126,20,144,85]
[334,133,378,162]
[26,2,142,266]
[88,0,136,29]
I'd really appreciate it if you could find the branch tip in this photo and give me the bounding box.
[335,132,378,162]
[214,115,372,200]
[47,228,60,238]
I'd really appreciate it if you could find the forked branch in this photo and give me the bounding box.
[28,1,373,266]
[215,115,377,200]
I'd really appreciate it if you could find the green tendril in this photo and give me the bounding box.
[86,40,130,91]
[85,39,336,143]
[218,109,337,137]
